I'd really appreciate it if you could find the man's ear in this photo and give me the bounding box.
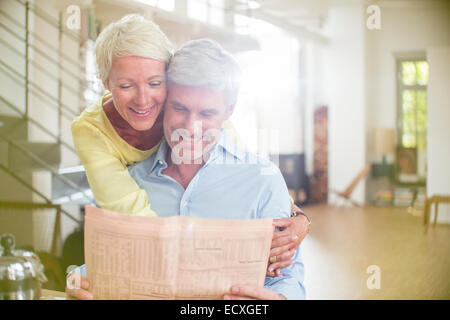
[225,103,236,119]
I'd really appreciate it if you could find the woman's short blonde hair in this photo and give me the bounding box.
[94,14,174,84]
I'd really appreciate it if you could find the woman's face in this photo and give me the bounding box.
[106,56,167,131]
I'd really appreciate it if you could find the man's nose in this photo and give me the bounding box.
[184,117,203,139]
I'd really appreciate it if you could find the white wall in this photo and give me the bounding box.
[303,40,330,178]
[365,0,450,162]
[323,3,367,204]
[427,46,450,224]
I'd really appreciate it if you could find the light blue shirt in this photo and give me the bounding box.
[128,130,305,300]
[75,131,306,299]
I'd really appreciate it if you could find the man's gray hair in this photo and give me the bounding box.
[167,39,242,107]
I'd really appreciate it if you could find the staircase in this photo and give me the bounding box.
[0,0,100,290]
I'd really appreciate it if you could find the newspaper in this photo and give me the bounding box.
[84,205,273,300]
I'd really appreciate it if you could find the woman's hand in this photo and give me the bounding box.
[267,204,310,277]
[65,273,94,300]
[223,285,285,300]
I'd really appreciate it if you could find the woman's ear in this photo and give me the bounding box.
[103,80,110,92]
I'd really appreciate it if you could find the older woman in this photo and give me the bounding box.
[71,14,172,217]
[71,14,309,287]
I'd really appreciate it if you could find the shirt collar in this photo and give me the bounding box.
[150,138,169,173]
[212,129,246,162]
[151,128,246,173]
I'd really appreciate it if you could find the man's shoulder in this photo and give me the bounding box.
[128,150,159,178]
[218,148,283,180]
[240,153,282,177]
[219,132,282,178]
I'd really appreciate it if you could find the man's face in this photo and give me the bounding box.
[163,83,234,164]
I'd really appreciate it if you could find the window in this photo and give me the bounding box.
[187,0,224,26]
[397,58,428,179]
[136,0,175,12]
[397,59,428,150]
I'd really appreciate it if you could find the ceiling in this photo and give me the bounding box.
[226,0,447,45]
[228,0,331,44]
[230,0,330,29]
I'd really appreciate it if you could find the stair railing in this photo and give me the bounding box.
[0,132,95,206]
[0,0,102,210]
[0,163,82,224]
[0,0,102,144]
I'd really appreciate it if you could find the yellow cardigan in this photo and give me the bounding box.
[71,93,242,216]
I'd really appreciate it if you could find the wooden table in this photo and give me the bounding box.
[40,289,67,300]
[424,195,450,227]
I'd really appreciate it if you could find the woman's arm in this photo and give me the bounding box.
[71,121,157,216]
[267,204,310,276]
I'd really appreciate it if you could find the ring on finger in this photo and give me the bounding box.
[269,256,277,263]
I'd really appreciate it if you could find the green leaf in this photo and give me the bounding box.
[416,61,429,85]
[402,61,416,85]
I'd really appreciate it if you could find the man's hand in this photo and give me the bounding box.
[267,204,309,277]
[223,285,286,300]
[65,274,94,300]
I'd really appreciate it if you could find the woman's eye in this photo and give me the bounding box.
[119,85,131,89]
[149,82,162,87]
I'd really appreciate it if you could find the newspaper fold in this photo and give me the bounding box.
[84,205,273,299]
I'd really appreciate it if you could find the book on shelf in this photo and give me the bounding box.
[394,188,414,207]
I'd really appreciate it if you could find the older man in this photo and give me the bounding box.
[67,39,306,300]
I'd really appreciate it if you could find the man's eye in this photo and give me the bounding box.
[150,81,162,87]
[119,85,131,89]
[201,112,215,117]
[173,105,186,112]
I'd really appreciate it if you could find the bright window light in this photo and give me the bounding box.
[234,13,251,34]
[135,0,158,7]
[135,0,174,12]
[231,25,300,155]
[234,0,260,10]
[157,0,175,12]
[209,0,224,26]
[188,0,208,22]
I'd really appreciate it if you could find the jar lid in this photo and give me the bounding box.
[0,234,47,283]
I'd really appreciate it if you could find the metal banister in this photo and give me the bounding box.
[0,9,82,69]
[0,37,85,99]
[14,0,80,42]
[0,20,82,83]
[0,0,103,217]
[0,133,95,207]
[0,95,77,155]
[0,201,60,210]
[0,59,80,120]
[0,163,82,224]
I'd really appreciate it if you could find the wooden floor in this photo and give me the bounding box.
[300,204,450,299]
